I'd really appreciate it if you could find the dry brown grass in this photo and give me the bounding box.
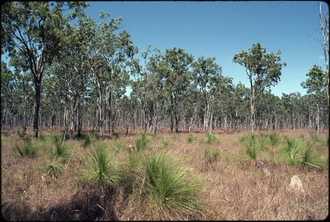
[1,129,328,220]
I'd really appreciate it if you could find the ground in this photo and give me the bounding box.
[1,128,328,220]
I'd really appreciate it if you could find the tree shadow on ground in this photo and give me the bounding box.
[2,188,118,221]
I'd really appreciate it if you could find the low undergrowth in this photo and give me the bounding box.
[1,130,328,220]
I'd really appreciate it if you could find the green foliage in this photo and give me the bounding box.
[301,65,326,94]
[205,133,218,143]
[135,132,148,151]
[15,138,39,158]
[203,147,221,163]
[141,151,202,218]
[258,133,270,150]
[269,132,280,146]
[239,134,258,160]
[284,137,302,164]
[187,134,197,143]
[52,133,71,159]
[83,133,95,148]
[160,139,170,148]
[44,159,64,178]
[83,144,120,187]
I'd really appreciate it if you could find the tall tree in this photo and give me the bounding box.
[318,2,329,106]
[301,65,326,135]
[164,47,194,133]
[1,2,88,137]
[192,56,222,133]
[233,42,286,133]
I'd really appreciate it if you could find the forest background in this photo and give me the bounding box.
[1,1,329,138]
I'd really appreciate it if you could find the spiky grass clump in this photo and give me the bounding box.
[15,138,39,158]
[239,134,258,160]
[83,133,95,148]
[160,139,170,148]
[135,132,148,151]
[203,147,221,163]
[283,137,302,165]
[83,144,120,187]
[52,133,71,160]
[131,151,203,219]
[205,133,218,144]
[44,159,64,178]
[269,132,280,146]
[187,134,197,143]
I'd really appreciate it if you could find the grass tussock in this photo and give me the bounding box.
[187,134,197,143]
[135,132,148,151]
[82,143,121,188]
[125,150,203,220]
[205,133,218,143]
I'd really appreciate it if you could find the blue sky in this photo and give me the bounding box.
[84,1,328,97]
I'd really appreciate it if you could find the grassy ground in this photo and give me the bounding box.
[1,128,328,220]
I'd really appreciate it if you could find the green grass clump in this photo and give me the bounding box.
[83,133,95,148]
[44,159,64,178]
[15,138,39,158]
[52,133,72,160]
[83,144,120,187]
[203,147,221,163]
[187,134,197,143]
[140,151,203,219]
[205,133,218,143]
[283,137,302,165]
[160,139,170,148]
[269,132,280,146]
[135,132,148,151]
[239,134,258,160]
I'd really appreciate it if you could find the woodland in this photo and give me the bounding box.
[1,2,329,221]
[1,2,329,138]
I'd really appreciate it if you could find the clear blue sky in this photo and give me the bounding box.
[84,1,328,97]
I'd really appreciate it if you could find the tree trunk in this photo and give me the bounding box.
[250,84,255,134]
[33,77,41,138]
[316,103,320,135]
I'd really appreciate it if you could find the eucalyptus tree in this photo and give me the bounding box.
[2,57,34,132]
[130,46,168,134]
[163,47,194,133]
[1,1,88,138]
[211,75,234,132]
[301,65,327,134]
[318,2,329,107]
[255,90,282,130]
[88,11,137,137]
[281,92,303,130]
[192,56,223,133]
[145,47,170,134]
[233,42,286,133]
[230,82,250,130]
[47,10,94,137]
[1,62,18,130]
